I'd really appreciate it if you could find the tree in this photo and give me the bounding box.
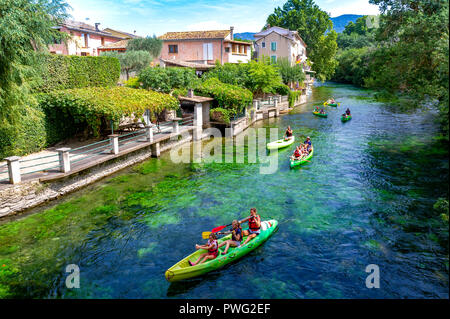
[247,59,283,96]
[101,51,152,80]
[0,0,68,158]
[127,36,163,58]
[368,0,449,135]
[275,57,306,87]
[266,0,338,81]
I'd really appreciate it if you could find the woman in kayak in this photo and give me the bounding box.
[284,126,293,140]
[189,233,219,266]
[217,220,242,255]
[240,208,261,246]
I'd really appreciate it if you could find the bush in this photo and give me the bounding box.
[210,108,231,124]
[139,67,199,93]
[33,54,120,92]
[196,78,253,115]
[288,90,303,107]
[0,103,47,159]
[124,77,141,88]
[38,87,179,139]
[273,83,290,96]
[204,60,283,95]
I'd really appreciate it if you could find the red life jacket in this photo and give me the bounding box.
[208,239,218,254]
[248,215,260,231]
[294,149,300,157]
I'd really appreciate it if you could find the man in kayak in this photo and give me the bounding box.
[284,126,293,140]
[304,137,312,152]
[240,208,261,246]
[345,108,351,115]
[217,220,242,255]
[189,233,219,266]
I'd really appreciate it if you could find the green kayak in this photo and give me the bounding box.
[324,102,339,107]
[341,115,352,122]
[313,111,328,118]
[290,146,314,168]
[267,136,295,150]
[165,219,278,282]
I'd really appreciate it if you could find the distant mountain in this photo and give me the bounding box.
[330,14,364,33]
[234,32,256,41]
[235,15,364,41]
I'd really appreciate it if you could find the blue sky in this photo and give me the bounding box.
[66,0,380,36]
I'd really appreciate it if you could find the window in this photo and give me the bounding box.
[169,45,178,53]
[262,42,265,48]
[225,47,230,53]
[271,42,277,51]
[271,55,277,63]
[101,37,105,46]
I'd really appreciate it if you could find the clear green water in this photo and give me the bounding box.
[0,83,448,299]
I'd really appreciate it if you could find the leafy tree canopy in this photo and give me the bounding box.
[101,50,152,80]
[126,36,163,58]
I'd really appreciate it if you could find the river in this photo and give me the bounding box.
[0,82,448,299]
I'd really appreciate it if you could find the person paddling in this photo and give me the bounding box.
[345,108,351,116]
[284,126,293,140]
[217,220,242,255]
[240,208,261,246]
[189,233,219,266]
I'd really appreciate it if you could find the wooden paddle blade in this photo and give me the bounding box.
[211,224,228,233]
[202,231,211,239]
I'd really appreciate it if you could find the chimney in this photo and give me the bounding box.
[230,26,234,40]
[95,23,100,31]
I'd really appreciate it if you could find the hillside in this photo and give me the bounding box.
[330,14,364,33]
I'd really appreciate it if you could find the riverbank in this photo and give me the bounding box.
[0,83,447,299]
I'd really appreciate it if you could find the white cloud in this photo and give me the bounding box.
[328,1,380,17]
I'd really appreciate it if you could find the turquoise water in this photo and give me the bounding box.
[0,83,448,299]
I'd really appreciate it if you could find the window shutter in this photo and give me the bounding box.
[271,42,276,51]
[203,43,208,60]
[208,43,213,60]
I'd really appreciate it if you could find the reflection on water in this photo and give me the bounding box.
[0,83,448,299]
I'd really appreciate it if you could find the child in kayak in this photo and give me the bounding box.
[290,146,301,160]
[189,233,219,266]
[240,208,261,245]
[284,126,293,140]
[217,220,242,255]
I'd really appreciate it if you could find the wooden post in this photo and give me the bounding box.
[109,134,119,154]
[56,148,71,173]
[5,156,21,184]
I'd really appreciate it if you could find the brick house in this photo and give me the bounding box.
[158,26,252,68]
[48,20,128,56]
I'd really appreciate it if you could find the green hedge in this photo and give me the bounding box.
[139,67,199,93]
[210,108,231,124]
[0,104,47,160]
[33,54,120,92]
[196,78,253,115]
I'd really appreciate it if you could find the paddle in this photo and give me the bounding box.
[202,223,233,239]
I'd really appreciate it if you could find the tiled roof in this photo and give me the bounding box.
[159,30,230,40]
[60,20,123,38]
[254,26,307,47]
[98,39,129,49]
[103,28,141,39]
[160,58,216,69]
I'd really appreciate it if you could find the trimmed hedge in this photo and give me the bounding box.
[196,78,253,115]
[33,54,120,92]
[38,87,179,140]
[139,67,199,93]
